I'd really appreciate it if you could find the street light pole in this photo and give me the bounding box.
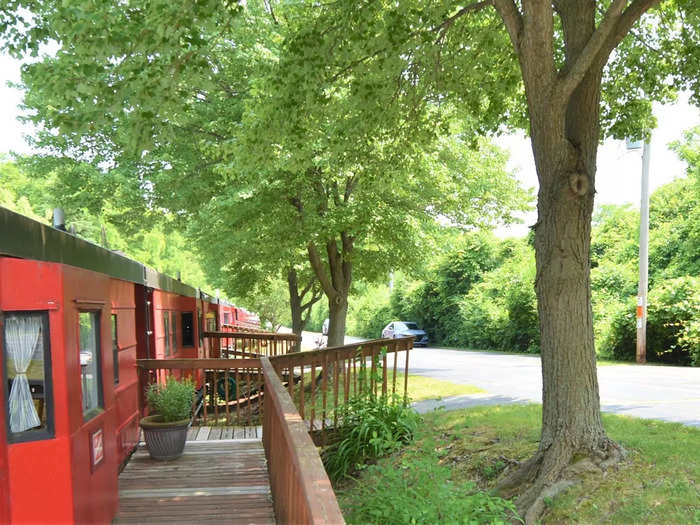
[636,140,651,364]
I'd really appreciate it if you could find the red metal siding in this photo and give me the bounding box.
[0,270,11,524]
[0,258,76,524]
[152,289,197,360]
[111,279,139,467]
[62,264,118,524]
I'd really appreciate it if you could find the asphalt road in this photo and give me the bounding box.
[406,346,700,428]
[297,332,700,428]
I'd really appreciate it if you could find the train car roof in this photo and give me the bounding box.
[0,206,210,298]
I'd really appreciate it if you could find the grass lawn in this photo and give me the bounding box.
[401,372,485,401]
[336,404,700,524]
[294,370,485,420]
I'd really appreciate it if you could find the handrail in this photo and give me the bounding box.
[202,331,300,359]
[270,336,413,366]
[203,330,300,341]
[268,337,414,439]
[261,357,345,524]
[135,338,415,523]
[137,358,264,427]
[137,358,261,369]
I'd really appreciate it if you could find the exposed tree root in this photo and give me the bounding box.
[496,437,626,524]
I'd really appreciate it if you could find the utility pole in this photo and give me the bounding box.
[636,140,651,364]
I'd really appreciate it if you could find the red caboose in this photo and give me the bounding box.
[0,207,254,523]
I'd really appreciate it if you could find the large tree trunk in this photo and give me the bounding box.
[495,3,628,522]
[499,94,624,525]
[327,294,348,348]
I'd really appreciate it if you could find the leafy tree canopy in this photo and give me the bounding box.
[0,0,531,346]
[0,156,213,289]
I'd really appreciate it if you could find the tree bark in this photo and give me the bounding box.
[307,235,353,349]
[287,267,323,352]
[327,293,348,348]
[288,270,305,353]
[491,1,649,521]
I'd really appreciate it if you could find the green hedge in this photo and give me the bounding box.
[599,277,700,364]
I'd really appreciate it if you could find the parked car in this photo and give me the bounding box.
[381,321,429,346]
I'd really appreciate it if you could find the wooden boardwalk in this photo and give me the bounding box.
[115,433,275,524]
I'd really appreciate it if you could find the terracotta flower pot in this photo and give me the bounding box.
[140,415,191,460]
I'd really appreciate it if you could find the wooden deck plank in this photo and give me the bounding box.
[184,426,262,442]
[116,440,274,524]
[196,426,211,441]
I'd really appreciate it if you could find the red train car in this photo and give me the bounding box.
[0,207,256,524]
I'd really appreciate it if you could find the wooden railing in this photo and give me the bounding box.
[261,357,345,524]
[203,331,300,359]
[268,337,413,440]
[136,338,417,524]
[221,323,269,334]
[138,358,264,427]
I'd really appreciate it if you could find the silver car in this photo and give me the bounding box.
[381,321,429,346]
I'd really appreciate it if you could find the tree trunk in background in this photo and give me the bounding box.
[327,294,348,348]
[288,270,304,353]
[307,237,353,350]
[287,268,323,352]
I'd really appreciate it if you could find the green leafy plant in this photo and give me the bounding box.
[322,394,420,482]
[338,442,520,525]
[146,377,195,423]
[600,277,700,364]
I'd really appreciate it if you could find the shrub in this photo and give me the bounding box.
[347,283,394,338]
[600,277,700,365]
[146,377,195,422]
[322,394,419,482]
[456,244,539,353]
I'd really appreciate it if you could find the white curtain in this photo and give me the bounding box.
[6,314,42,432]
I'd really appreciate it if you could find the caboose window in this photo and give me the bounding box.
[163,312,170,357]
[198,311,203,345]
[2,311,54,442]
[79,312,103,419]
[170,311,177,353]
[112,314,119,385]
[182,312,194,347]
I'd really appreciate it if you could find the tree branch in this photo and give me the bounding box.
[493,0,523,51]
[263,0,279,25]
[331,180,341,207]
[301,286,323,325]
[301,285,324,312]
[340,231,353,289]
[435,1,494,42]
[307,242,336,298]
[344,173,357,203]
[553,0,659,106]
[299,277,315,301]
[597,0,662,67]
[326,239,345,293]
